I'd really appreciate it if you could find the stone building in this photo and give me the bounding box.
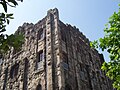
[0,8,113,90]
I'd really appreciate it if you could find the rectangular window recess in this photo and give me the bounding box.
[38,28,44,40]
[38,50,44,62]
[62,62,68,70]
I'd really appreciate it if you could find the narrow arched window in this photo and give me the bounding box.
[23,58,29,90]
[36,84,42,90]
[38,28,43,40]
[36,50,44,70]
[3,67,8,90]
[10,63,19,79]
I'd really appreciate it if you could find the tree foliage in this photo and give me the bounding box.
[0,0,24,56]
[91,5,120,90]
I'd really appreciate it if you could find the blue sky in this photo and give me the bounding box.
[1,0,120,62]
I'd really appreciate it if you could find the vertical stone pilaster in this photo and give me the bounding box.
[46,10,54,90]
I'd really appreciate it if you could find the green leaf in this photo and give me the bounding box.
[6,14,13,18]
[1,1,7,12]
[116,75,120,81]
[6,19,9,24]
[8,16,14,19]
[1,13,5,18]
[7,0,18,6]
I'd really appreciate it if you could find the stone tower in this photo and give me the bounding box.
[0,8,113,90]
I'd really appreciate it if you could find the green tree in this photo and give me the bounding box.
[0,0,24,57]
[91,4,120,90]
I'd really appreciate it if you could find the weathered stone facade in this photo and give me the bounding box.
[0,8,113,90]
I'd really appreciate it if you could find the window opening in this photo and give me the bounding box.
[0,55,2,65]
[61,30,66,42]
[62,52,68,64]
[3,67,8,90]
[38,50,44,62]
[38,28,43,40]
[36,84,42,90]
[36,50,44,69]
[89,53,92,62]
[65,84,72,90]
[10,64,19,79]
[62,52,68,70]
[23,58,29,90]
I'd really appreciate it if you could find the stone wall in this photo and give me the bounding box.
[0,8,113,90]
[59,22,113,90]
